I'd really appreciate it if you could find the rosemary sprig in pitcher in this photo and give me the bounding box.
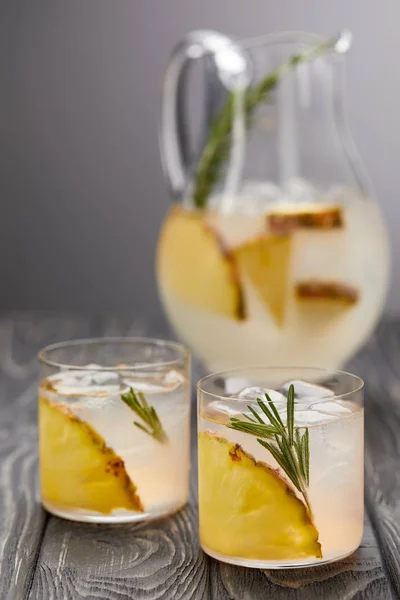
[193,35,340,209]
[228,385,311,513]
[121,387,168,444]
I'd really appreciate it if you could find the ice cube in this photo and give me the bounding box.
[122,369,185,394]
[224,377,251,395]
[274,401,322,424]
[283,177,320,204]
[45,369,120,398]
[90,370,119,385]
[311,401,352,415]
[163,369,185,388]
[121,380,164,394]
[240,181,283,213]
[232,387,287,425]
[204,400,245,425]
[292,410,336,425]
[236,387,286,405]
[281,380,334,401]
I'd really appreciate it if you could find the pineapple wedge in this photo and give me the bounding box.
[157,206,244,320]
[39,397,143,514]
[233,235,291,326]
[295,281,358,327]
[296,281,358,304]
[198,433,321,561]
[268,204,343,233]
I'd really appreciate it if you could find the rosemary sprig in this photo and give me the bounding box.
[193,35,339,209]
[121,387,168,444]
[228,384,311,513]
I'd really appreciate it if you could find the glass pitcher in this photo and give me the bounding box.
[157,29,390,372]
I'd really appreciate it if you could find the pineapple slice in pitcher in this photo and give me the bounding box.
[267,203,344,233]
[233,234,292,327]
[268,203,359,327]
[157,206,245,320]
[295,280,358,326]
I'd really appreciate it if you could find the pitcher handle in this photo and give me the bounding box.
[160,29,250,198]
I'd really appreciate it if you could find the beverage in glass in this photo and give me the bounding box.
[38,338,190,523]
[198,367,363,568]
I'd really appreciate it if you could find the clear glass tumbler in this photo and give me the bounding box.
[39,337,191,523]
[198,367,363,568]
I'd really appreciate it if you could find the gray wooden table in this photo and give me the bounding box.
[0,312,399,599]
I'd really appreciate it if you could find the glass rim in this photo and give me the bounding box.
[197,366,364,402]
[238,29,350,52]
[38,336,190,371]
[204,29,352,56]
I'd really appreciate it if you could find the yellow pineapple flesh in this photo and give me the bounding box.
[157,206,245,320]
[198,432,321,561]
[39,397,143,514]
[233,235,291,326]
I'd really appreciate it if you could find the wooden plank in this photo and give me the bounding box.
[29,497,209,599]
[0,313,97,599]
[0,422,48,600]
[353,322,400,599]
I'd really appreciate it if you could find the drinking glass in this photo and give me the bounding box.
[198,367,363,568]
[38,337,190,523]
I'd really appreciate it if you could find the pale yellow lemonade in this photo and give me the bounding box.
[198,380,364,568]
[157,184,388,370]
[39,366,190,522]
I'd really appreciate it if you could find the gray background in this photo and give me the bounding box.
[0,0,398,314]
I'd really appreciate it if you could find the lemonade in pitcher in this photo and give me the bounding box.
[157,30,389,371]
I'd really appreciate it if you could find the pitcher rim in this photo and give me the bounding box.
[227,29,352,55]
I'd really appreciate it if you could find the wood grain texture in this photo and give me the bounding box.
[0,422,48,600]
[0,313,109,599]
[29,492,209,600]
[1,313,400,599]
[349,322,400,599]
